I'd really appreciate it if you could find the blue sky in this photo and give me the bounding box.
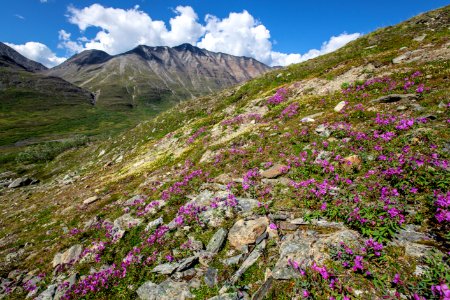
[2,0,448,67]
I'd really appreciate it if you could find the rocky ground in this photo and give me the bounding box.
[0,5,449,300]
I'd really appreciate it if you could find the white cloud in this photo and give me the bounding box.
[40,0,48,3]
[14,14,25,20]
[59,4,361,66]
[5,42,66,67]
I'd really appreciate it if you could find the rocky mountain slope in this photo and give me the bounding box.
[43,44,271,109]
[0,43,97,148]
[0,42,47,72]
[0,5,449,300]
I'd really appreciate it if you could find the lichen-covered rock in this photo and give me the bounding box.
[206,228,228,253]
[137,279,193,300]
[52,244,83,268]
[260,164,288,178]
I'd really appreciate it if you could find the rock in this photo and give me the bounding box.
[173,268,196,281]
[370,94,417,103]
[54,273,77,300]
[342,155,362,171]
[413,34,427,42]
[396,105,408,111]
[208,293,239,300]
[36,284,57,300]
[228,217,269,250]
[204,267,218,288]
[124,195,144,206]
[236,198,260,213]
[222,254,243,266]
[300,112,324,123]
[8,177,33,188]
[145,217,163,231]
[5,248,25,263]
[52,244,83,268]
[214,174,233,184]
[230,240,266,283]
[110,214,142,241]
[206,228,228,254]
[252,277,273,300]
[393,225,432,244]
[83,196,99,205]
[404,243,433,259]
[315,124,331,137]
[410,103,425,111]
[177,256,198,272]
[392,54,409,64]
[278,222,299,231]
[272,229,361,279]
[333,101,346,112]
[151,263,179,275]
[268,213,288,221]
[137,279,193,300]
[260,164,288,179]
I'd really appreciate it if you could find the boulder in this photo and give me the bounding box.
[83,196,99,205]
[370,94,417,103]
[137,280,193,300]
[52,244,83,268]
[260,164,288,179]
[272,229,361,279]
[8,177,34,188]
[228,217,268,250]
[333,101,346,112]
[206,228,228,254]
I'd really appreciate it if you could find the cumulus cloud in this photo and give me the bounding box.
[58,4,361,67]
[5,42,66,67]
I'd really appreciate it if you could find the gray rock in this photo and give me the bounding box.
[404,243,433,259]
[260,164,288,179]
[53,244,83,268]
[124,195,144,206]
[36,284,57,300]
[145,217,163,231]
[54,273,77,300]
[230,240,266,283]
[394,225,432,244]
[204,267,218,288]
[334,101,346,112]
[315,124,331,137]
[252,277,273,300]
[151,263,179,275]
[83,196,99,205]
[272,229,360,279]
[177,256,198,272]
[222,254,243,266]
[110,214,142,241]
[370,94,417,103]
[208,293,239,300]
[413,34,427,42]
[8,177,33,188]
[137,279,193,300]
[236,198,259,213]
[206,228,228,254]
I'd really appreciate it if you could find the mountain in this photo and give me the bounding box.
[0,42,47,72]
[43,44,271,109]
[0,42,97,147]
[1,5,450,300]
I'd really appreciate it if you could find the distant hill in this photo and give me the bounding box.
[43,43,271,109]
[0,42,47,72]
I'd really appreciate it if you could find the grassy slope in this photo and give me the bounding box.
[0,5,449,300]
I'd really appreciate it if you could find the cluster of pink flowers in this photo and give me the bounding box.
[221,113,262,127]
[174,203,206,226]
[161,169,203,201]
[267,87,287,105]
[242,168,260,191]
[280,102,299,119]
[434,190,450,223]
[186,127,206,144]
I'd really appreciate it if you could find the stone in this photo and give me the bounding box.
[173,269,197,281]
[177,256,198,272]
[290,218,309,225]
[396,105,408,111]
[151,263,179,275]
[230,240,266,283]
[393,225,432,244]
[370,94,417,103]
[228,217,269,250]
[110,214,142,241]
[83,196,99,205]
[300,112,324,123]
[36,284,57,300]
[206,228,228,254]
[145,217,163,231]
[315,124,331,137]
[208,293,239,300]
[8,177,33,188]
[124,195,144,206]
[278,222,299,231]
[342,155,362,171]
[404,243,433,259]
[53,244,83,268]
[272,229,361,279]
[252,277,273,300]
[54,273,77,300]
[260,164,288,179]
[204,267,218,288]
[334,101,346,112]
[222,254,243,266]
[236,198,260,213]
[137,279,193,300]
[214,174,233,184]
[413,34,427,42]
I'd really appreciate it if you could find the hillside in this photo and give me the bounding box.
[0,42,47,72]
[43,44,271,110]
[0,5,449,300]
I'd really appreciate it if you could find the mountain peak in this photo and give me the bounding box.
[0,42,47,72]
[64,49,112,66]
